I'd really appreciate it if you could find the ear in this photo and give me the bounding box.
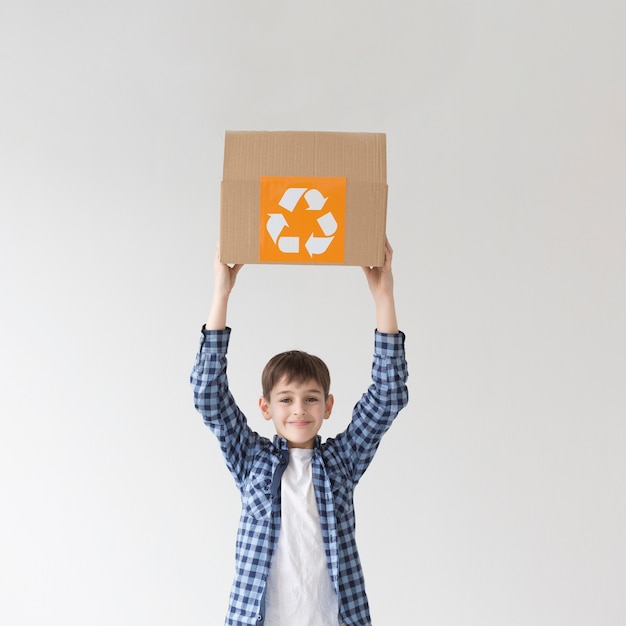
[324,394,334,420]
[259,396,272,421]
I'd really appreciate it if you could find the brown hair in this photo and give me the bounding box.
[261,350,331,400]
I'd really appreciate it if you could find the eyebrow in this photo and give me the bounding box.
[275,388,323,396]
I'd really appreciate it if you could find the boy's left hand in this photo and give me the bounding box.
[362,238,394,300]
[361,238,399,334]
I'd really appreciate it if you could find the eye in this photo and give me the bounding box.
[306,397,319,403]
[279,398,292,403]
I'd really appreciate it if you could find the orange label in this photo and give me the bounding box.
[259,176,346,263]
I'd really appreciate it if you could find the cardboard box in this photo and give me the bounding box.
[219,130,387,266]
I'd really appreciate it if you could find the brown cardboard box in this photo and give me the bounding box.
[219,130,387,266]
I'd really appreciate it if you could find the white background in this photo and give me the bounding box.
[1,1,625,624]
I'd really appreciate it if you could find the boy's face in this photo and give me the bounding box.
[259,376,334,449]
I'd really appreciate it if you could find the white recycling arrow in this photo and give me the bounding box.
[305,234,334,257]
[266,213,288,243]
[304,188,328,211]
[278,236,300,253]
[316,212,337,236]
[278,188,307,212]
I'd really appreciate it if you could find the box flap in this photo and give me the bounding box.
[223,131,387,182]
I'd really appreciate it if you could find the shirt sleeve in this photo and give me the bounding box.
[190,326,260,489]
[334,330,409,483]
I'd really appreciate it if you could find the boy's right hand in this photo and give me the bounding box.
[206,243,243,330]
[213,243,243,298]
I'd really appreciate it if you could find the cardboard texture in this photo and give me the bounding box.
[220,131,387,266]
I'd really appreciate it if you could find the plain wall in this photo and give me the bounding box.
[1,1,625,624]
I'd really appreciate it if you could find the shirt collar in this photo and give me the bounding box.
[273,435,322,450]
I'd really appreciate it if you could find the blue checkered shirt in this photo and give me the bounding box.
[190,327,409,626]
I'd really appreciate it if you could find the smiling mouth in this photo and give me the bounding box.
[289,421,311,427]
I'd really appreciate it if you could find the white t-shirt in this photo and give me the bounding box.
[264,448,339,626]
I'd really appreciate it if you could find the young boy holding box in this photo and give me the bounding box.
[190,239,409,626]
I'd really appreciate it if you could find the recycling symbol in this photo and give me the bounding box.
[259,175,346,263]
[265,187,338,257]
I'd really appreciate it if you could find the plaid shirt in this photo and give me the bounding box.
[190,327,409,626]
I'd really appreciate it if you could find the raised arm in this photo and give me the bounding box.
[361,238,399,334]
[192,244,255,487]
[205,244,244,330]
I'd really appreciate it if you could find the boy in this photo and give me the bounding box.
[190,240,409,626]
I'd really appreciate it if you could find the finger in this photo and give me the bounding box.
[384,240,393,266]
